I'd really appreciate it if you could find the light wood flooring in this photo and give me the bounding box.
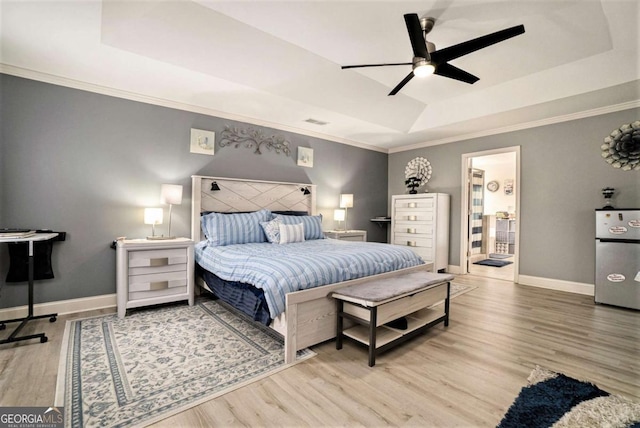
[1,275,638,427]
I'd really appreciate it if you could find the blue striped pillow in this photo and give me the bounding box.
[201,209,271,246]
[274,214,324,240]
[279,223,305,244]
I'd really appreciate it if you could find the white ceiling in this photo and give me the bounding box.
[1,0,638,153]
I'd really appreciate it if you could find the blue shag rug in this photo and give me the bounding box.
[498,366,640,428]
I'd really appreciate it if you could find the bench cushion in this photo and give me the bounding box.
[334,271,454,303]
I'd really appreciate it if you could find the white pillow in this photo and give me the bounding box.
[279,223,305,244]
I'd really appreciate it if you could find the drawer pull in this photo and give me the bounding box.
[408,202,417,208]
[407,241,417,247]
[407,215,417,221]
[407,228,416,234]
[150,257,169,267]
[150,281,169,290]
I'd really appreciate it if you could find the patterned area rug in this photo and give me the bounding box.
[498,365,640,427]
[55,300,314,427]
[450,282,476,298]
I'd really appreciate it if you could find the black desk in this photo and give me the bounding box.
[0,233,58,345]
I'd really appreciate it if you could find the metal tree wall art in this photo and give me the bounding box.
[600,120,640,171]
[219,126,291,156]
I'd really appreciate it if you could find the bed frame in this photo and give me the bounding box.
[191,175,433,363]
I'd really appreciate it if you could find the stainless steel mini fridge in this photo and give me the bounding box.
[595,209,640,310]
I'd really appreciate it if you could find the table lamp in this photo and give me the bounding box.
[334,209,346,231]
[160,184,183,239]
[340,194,354,231]
[144,208,163,240]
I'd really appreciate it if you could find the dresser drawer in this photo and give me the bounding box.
[394,198,436,210]
[128,248,187,276]
[393,211,435,222]
[393,223,435,235]
[393,234,434,249]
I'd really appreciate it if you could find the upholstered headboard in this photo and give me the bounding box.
[191,175,317,242]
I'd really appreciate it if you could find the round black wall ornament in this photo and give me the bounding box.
[600,120,640,171]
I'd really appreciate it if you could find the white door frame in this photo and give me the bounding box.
[460,146,521,282]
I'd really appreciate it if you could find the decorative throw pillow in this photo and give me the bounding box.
[201,209,271,246]
[260,217,282,244]
[278,223,305,244]
[274,214,324,240]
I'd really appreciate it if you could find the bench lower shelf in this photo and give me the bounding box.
[343,307,445,348]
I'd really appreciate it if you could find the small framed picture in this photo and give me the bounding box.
[190,128,215,155]
[297,146,314,168]
[504,179,514,195]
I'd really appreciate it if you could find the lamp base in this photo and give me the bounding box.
[147,235,176,240]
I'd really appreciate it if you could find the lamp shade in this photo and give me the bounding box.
[160,184,183,205]
[144,208,163,225]
[339,194,354,208]
[334,209,345,221]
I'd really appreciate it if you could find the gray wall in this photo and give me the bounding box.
[0,74,388,309]
[389,108,640,285]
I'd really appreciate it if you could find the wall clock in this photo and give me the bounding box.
[487,180,499,192]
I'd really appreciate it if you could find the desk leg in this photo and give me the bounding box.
[0,240,57,346]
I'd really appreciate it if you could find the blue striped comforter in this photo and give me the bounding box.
[195,239,424,319]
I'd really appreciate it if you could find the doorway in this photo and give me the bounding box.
[460,147,520,282]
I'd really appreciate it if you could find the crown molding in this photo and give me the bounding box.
[3,64,637,156]
[389,99,640,153]
[0,64,387,154]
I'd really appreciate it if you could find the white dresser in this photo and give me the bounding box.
[391,193,450,272]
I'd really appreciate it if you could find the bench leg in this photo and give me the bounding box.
[336,300,343,350]
[444,282,451,327]
[368,307,377,367]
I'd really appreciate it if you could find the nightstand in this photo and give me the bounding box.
[116,238,194,318]
[324,230,368,242]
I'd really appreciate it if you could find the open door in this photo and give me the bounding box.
[467,168,485,270]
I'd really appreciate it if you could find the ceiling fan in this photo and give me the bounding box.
[341,14,525,96]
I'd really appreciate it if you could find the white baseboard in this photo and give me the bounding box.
[0,273,594,319]
[447,264,463,275]
[517,275,594,296]
[0,294,116,320]
[449,263,594,296]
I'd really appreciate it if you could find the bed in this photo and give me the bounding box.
[191,175,434,363]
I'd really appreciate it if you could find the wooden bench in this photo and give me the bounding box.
[331,271,453,366]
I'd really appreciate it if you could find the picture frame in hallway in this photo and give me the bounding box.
[504,179,514,195]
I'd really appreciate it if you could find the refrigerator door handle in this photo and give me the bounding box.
[597,238,640,244]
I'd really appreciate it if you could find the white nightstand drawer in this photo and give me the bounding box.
[129,286,188,301]
[129,248,187,268]
[129,270,187,292]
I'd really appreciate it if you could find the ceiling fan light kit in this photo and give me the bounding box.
[341,13,525,96]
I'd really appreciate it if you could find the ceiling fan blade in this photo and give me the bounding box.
[404,13,429,59]
[341,62,411,70]
[388,72,415,96]
[434,63,479,84]
[430,24,525,64]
